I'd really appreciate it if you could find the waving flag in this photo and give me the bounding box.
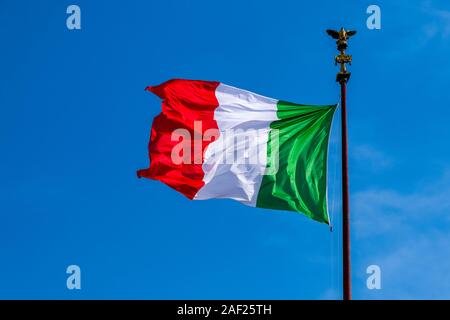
[138,79,336,224]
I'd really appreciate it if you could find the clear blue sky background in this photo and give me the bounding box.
[1,0,450,299]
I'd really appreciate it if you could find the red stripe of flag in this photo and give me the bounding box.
[137,79,220,199]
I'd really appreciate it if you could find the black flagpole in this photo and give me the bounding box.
[326,27,356,301]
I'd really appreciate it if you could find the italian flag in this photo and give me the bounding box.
[138,79,336,224]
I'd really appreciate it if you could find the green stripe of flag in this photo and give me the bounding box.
[256,101,337,224]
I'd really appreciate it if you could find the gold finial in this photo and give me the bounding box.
[326,28,356,83]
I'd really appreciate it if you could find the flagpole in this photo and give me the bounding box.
[326,27,356,301]
[340,75,351,301]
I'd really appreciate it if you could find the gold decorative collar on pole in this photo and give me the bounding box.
[326,28,356,83]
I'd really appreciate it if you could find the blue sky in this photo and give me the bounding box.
[1,0,450,299]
